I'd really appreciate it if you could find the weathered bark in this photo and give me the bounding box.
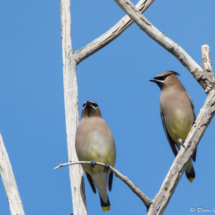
[0,134,25,215]
[201,45,215,92]
[60,0,87,214]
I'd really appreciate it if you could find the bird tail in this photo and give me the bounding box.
[185,160,195,183]
[100,195,110,212]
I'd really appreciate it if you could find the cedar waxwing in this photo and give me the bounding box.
[150,71,197,183]
[75,100,116,212]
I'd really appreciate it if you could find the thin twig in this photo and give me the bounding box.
[55,161,151,208]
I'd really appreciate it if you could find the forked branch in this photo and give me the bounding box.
[114,0,215,92]
[55,161,151,208]
[74,0,154,64]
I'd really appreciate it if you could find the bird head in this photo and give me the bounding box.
[149,71,180,90]
[81,100,102,118]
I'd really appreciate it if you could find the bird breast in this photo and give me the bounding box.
[75,118,116,173]
[160,90,194,144]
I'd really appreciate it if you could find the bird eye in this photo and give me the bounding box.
[91,103,98,108]
[154,74,170,81]
[82,102,98,108]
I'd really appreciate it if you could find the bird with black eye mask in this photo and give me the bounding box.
[75,100,116,212]
[150,71,197,183]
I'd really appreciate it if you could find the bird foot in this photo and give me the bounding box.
[178,138,186,149]
[180,143,186,148]
[104,163,110,172]
[90,160,96,169]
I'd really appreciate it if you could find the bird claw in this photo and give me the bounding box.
[180,143,186,148]
[90,160,96,169]
[178,138,186,149]
[104,163,110,172]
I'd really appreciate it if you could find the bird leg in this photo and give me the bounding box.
[180,143,185,148]
[178,138,186,148]
[104,163,110,172]
[90,160,97,169]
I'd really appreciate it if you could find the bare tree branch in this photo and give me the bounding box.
[0,134,25,215]
[55,161,151,208]
[114,0,215,92]
[74,0,154,65]
[60,0,87,214]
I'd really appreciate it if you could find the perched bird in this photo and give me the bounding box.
[75,100,116,212]
[150,71,196,183]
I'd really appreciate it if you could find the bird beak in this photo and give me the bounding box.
[149,78,163,84]
[86,101,91,107]
[149,79,156,82]
[85,101,95,109]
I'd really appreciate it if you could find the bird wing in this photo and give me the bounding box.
[188,95,197,162]
[86,173,96,194]
[160,108,178,157]
[108,171,113,191]
[188,94,196,120]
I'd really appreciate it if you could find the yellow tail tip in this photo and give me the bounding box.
[188,177,194,183]
[102,206,111,212]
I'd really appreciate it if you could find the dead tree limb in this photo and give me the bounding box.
[54,161,151,208]
[60,0,87,214]
[0,134,25,215]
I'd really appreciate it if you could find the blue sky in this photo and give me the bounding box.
[0,0,215,214]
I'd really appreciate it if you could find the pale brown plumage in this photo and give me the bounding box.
[150,71,196,182]
[75,100,116,211]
